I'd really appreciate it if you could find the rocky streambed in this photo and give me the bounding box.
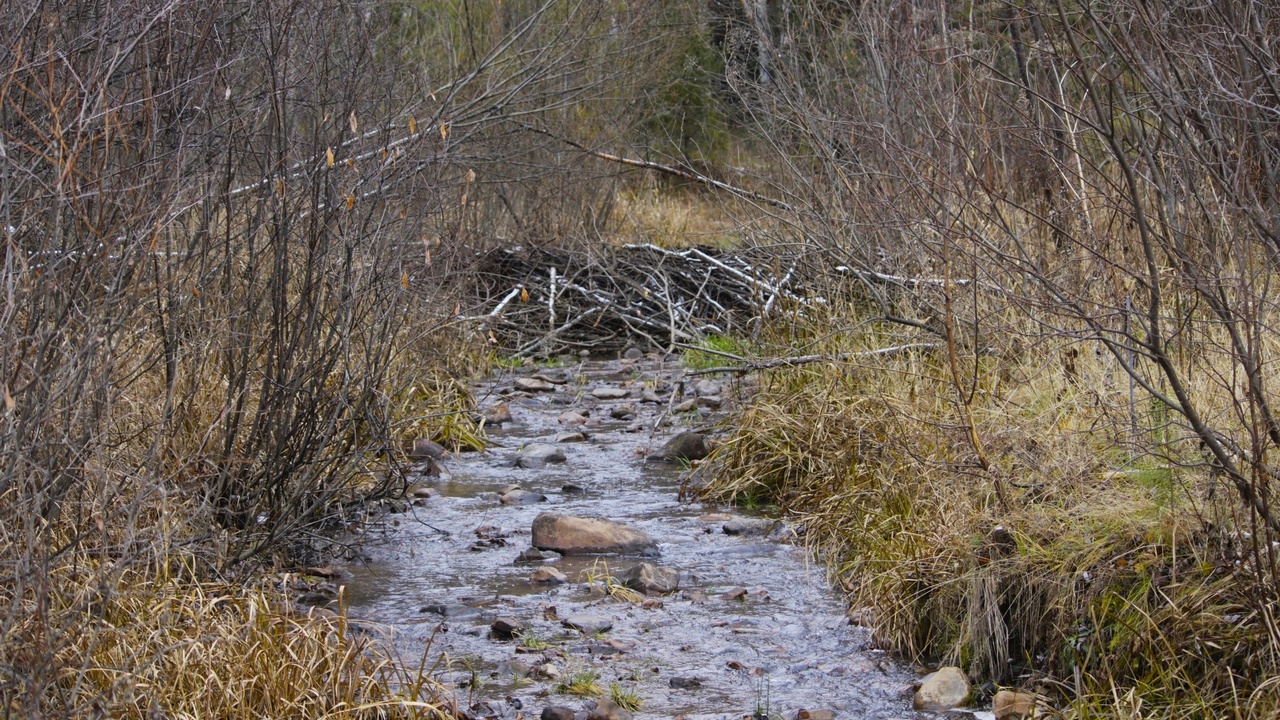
[332,353,957,720]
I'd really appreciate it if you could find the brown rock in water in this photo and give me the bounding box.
[993,690,1038,720]
[913,667,969,711]
[658,431,710,461]
[587,698,632,720]
[541,707,575,720]
[591,387,630,400]
[531,513,656,555]
[558,409,588,425]
[515,377,557,392]
[530,566,568,585]
[490,617,525,640]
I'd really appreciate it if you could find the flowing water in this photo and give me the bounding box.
[339,355,935,720]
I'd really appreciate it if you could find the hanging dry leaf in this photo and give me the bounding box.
[348,110,358,133]
[520,287,529,302]
[488,330,497,344]
[276,177,285,196]
[401,272,409,289]
[191,286,201,298]
[409,117,416,134]
[326,147,334,168]
[460,192,468,207]
[466,169,476,184]
[440,122,450,141]
[345,194,355,210]
[424,249,432,265]
[3,384,13,412]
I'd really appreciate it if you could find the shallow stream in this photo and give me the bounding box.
[340,355,931,720]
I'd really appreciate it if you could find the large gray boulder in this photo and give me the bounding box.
[531,513,656,555]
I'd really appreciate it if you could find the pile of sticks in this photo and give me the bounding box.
[469,243,805,356]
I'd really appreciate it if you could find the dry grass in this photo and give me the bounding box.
[609,187,746,249]
[703,303,1280,718]
[3,551,455,719]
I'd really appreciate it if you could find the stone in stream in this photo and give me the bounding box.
[556,430,588,443]
[516,443,566,468]
[609,404,637,420]
[723,518,775,537]
[541,707,575,720]
[561,614,613,634]
[657,431,711,461]
[993,690,1038,720]
[531,513,657,555]
[515,377,557,392]
[694,379,722,396]
[558,409,588,425]
[620,562,680,595]
[789,711,836,720]
[591,387,630,400]
[501,488,548,505]
[530,566,568,585]
[587,698,633,720]
[640,390,662,404]
[410,486,439,499]
[623,347,645,360]
[673,399,697,413]
[515,547,558,563]
[668,676,703,689]
[490,617,525,640]
[913,666,970,711]
[695,395,723,410]
[419,603,481,619]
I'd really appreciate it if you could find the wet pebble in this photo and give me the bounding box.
[516,443,567,468]
[530,566,568,585]
[723,518,775,536]
[491,617,525,640]
[561,614,613,634]
[501,488,548,505]
[515,377,557,392]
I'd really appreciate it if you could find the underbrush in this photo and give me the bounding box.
[704,313,1280,718]
[3,552,454,719]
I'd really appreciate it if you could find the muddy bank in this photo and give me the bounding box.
[333,354,939,719]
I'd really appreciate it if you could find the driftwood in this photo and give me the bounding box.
[685,343,940,376]
[469,243,804,356]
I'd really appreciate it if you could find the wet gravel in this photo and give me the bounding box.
[339,355,927,719]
